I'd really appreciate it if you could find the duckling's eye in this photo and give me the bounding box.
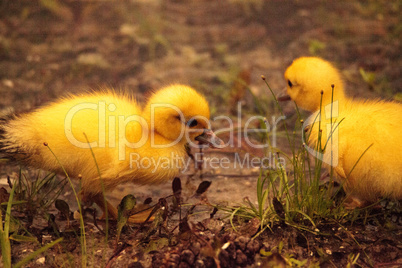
[288,80,293,88]
[187,118,198,128]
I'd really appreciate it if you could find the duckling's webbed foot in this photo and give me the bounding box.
[344,196,367,210]
[127,209,155,224]
[88,192,119,220]
[90,192,155,223]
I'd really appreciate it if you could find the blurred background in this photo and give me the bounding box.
[0,0,400,117]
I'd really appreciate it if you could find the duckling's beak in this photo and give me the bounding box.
[195,129,225,148]
[277,94,291,102]
[277,88,291,102]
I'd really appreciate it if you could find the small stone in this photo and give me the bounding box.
[181,249,195,265]
[36,257,45,265]
[169,253,181,266]
[2,79,14,88]
[221,242,230,250]
[190,242,201,256]
[73,210,81,220]
[194,259,205,268]
[77,53,110,69]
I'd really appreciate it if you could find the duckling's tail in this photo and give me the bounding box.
[0,109,19,162]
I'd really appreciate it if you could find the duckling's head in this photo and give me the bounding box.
[143,84,222,147]
[283,57,346,111]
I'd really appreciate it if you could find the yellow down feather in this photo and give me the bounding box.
[1,84,217,221]
[284,57,402,207]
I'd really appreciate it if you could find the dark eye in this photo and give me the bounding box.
[187,118,198,127]
[288,80,293,87]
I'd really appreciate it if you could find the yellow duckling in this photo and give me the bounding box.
[281,57,402,208]
[0,84,223,221]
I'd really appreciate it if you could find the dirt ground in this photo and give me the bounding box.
[0,0,401,267]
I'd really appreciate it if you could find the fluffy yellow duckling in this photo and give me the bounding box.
[281,57,402,208]
[0,84,223,221]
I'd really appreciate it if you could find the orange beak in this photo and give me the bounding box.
[277,94,291,102]
[195,129,225,148]
[277,88,291,102]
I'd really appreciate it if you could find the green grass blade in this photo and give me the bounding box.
[13,237,63,268]
[0,182,17,268]
[44,144,87,267]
